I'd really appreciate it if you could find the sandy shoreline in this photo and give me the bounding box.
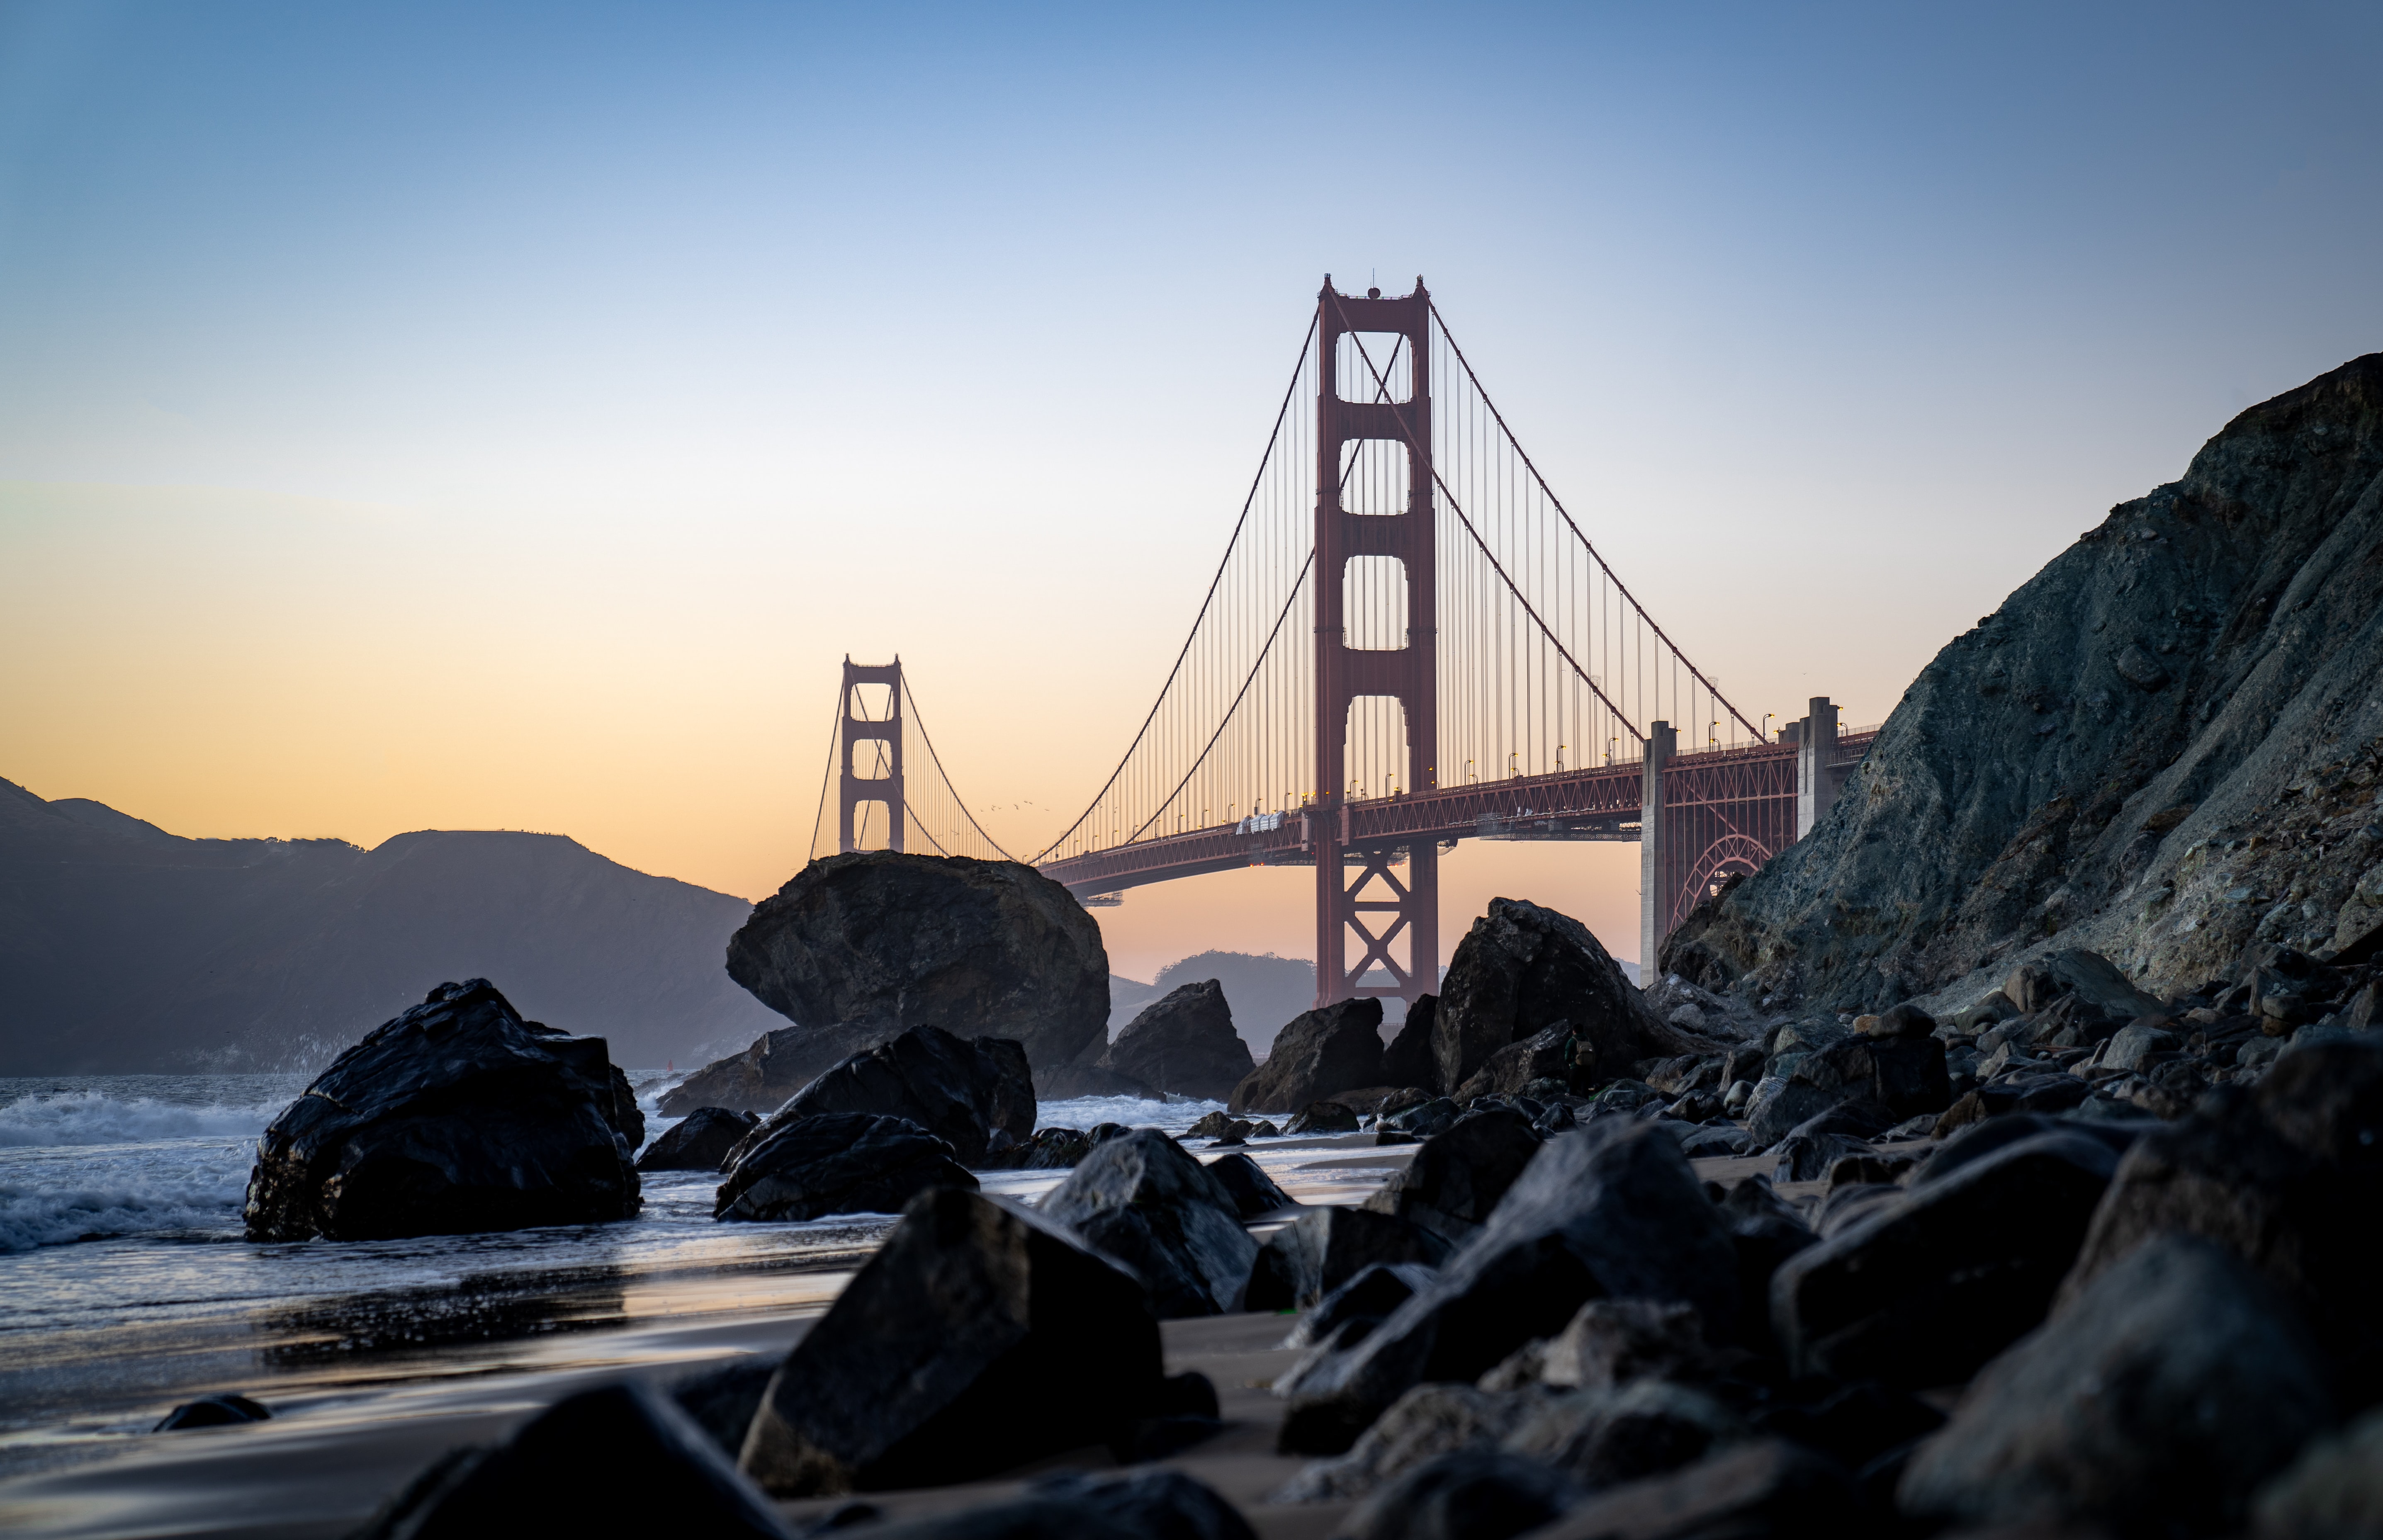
[0,1134,1423,1540]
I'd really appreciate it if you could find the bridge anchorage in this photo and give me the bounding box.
[810,280,1876,1005]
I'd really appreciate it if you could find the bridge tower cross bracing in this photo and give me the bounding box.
[1312,279,1439,1009]
[837,656,905,854]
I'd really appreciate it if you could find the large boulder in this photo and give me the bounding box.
[715,1112,977,1222]
[352,1382,787,1540]
[725,851,1109,1069]
[1899,1236,2332,1534]
[1095,981,1255,1101]
[1768,1127,2119,1388]
[2057,1039,2383,1372]
[1361,1108,1544,1248]
[1228,998,1385,1115]
[1038,1129,1257,1317]
[1450,1025,1571,1103]
[1434,899,1701,1096]
[739,1188,1165,1494]
[722,1025,1031,1168]
[1279,1120,1737,1453]
[243,979,641,1242]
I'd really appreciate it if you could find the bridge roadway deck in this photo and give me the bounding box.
[1036,732,1874,897]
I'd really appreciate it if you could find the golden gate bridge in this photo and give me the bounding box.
[807,279,1875,1008]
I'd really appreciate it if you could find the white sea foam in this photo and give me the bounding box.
[1032,1094,1224,1135]
[0,1089,280,1148]
[0,1176,247,1254]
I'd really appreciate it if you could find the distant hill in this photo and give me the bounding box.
[0,778,783,1074]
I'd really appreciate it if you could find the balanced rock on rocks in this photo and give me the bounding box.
[1039,1128,1257,1317]
[1229,998,1385,1115]
[1433,899,1701,1097]
[244,979,641,1242]
[739,1187,1164,1494]
[715,1112,976,1222]
[723,1025,1031,1169]
[725,852,1109,1069]
[1097,980,1256,1102]
[638,1107,759,1172]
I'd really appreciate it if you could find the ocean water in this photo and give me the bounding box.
[0,1073,1393,1496]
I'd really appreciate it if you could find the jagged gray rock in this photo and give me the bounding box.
[1228,998,1385,1115]
[714,1112,976,1222]
[718,1025,1030,1168]
[243,979,641,1242]
[1095,980,1255,1102]
[1038,1128,1258,1317]
[1435,899,1704,1095]
[637,1106,759,1171]
[1663,354,2383,1013]
[723,851,1109,1071]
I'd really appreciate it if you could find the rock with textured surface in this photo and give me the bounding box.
[715,1112,976,1222]
[2252,1406,2383,1540]
[1523,1439,1860,1540]
[1503,1379,1746,1491]
[1662,355,2383,1012]
[659,1022,885,1117]
[1899,1236,2331,1535]
[1435,899,1701,1095]
[244,979,641,1242]
[1202,1151,1295,1220]
[1279,1120,1737,1454]
[354,1382,788,1540]
[846,1469,1256,1540]
[1769,1129,2118,1387]
[1452,1025,1574,1104]
[1038,1128,1257,1317]
[1228,998,1386,1115]
[1337,1448,1576,1540]
[725,851,1109,1070]
[722,1025,1030,1168]
[1275,1383,1551,1504]
[739,1187,1163,1494]
[1095,981,1254,1101]
[1360,1107,1544,1248]
[637,1107,759,1171]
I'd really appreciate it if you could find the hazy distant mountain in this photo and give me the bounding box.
[0,777,783,1075]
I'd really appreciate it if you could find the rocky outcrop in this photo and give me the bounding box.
[1359,1107,1544,1248]
[725,852,1108,1069]
[243,979,641,1241]
[659,1023,885,1118]
[1665,353,2383,1015]
[1228,998,1386,1115]
[1096,981,1255,1101]
[714,1112,977,1222]
[1382,995,1440,1092]
[637,1107,759,1171]
[1245,1205,1450,1312]
[1435,900,1707,1095]
[720,1026,1031,1168]
[738,1187,1164,1494]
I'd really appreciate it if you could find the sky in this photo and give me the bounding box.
[3,1,2380,981]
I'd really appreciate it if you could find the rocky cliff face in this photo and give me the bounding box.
[1666,354,2383,1012]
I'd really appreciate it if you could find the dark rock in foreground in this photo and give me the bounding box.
[1524,1438,1858,1540]
[355,1382,787,1540]
[1899,1235,2331,1534]
[1229,998,1385,1115]
[1769,1126,2118,1388]
[739,1188,1163,1494]
[243,979,641,1242]
[1382,994,1441,1093]
[852,1468,1256,1540]
[1096,980,1255,1102]
[637,1107,759,1171]
[1433,899,1703,1095]
[1338,1447,1576,1540]
[1280,1120,1736,1453]
[1202,1151,1295,1220]
[1038,1129,1257,1317]
[726,851,1109,1069]
[714,1112,977,1222]
[723,1025,1030,1168]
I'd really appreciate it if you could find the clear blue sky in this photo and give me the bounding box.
[4,1,2379,971]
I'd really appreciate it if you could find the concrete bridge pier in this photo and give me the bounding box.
[1638,720,1675,984]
